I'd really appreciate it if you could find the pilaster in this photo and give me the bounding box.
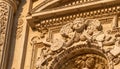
[0,0,17,69]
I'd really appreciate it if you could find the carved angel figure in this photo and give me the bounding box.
[60,18,88,47]
[60,23,73,38]
[84,19,104,49]
[76,19,105,49]
[72,18,87,33]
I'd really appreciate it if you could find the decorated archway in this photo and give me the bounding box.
[30,18,120,69]
[50,45,110,69]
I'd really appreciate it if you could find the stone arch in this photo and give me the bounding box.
[49,44,112,69]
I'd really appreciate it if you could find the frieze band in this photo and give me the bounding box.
[33,5,120,32]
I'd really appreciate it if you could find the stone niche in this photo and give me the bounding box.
[30,18,120,69]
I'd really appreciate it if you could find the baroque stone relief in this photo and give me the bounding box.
[61,54,108,69]
[31,5,120,32]
[0,2,9,64]
[31,18,120,69]
[16,16,24,39]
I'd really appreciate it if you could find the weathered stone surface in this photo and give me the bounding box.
[29,18,120,69]
[1,0,120,69]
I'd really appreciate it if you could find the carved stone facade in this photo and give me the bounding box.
[0,1,9,64]
[0,0,18,69]
[1,0,120,69]
[30,18,120,69]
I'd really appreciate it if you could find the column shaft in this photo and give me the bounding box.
[0,0,16,69]
[112,15,118,30]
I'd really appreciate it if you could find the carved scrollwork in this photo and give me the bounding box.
[0,2,9,64]
[16,16,24,39]
[61,54,108,69]
[0,2,8,46]
[33,18,120,69]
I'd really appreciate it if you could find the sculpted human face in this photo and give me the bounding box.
[73,23,83,29]
[72,20,85,33]
[87,26,94,35]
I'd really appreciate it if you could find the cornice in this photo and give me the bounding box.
[27,0,120,20]
[27,5,120,31]
[31,0,59,13]
[27,0,120,31]
[31,0,101,14]
[0,0,18,13]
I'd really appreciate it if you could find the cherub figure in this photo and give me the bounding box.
[86,19,104,49]
[80,19,105,49]
[60,18,88,47]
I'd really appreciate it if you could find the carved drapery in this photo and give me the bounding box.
[0,0,17,68]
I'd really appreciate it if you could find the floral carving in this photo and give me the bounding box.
[0,2,8,46]
[32,18,120,69]
[16,16,24,39]
[0,2,9,64]
[61,54,108,69]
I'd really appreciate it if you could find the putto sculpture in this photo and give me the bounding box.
[31,18,120,69]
